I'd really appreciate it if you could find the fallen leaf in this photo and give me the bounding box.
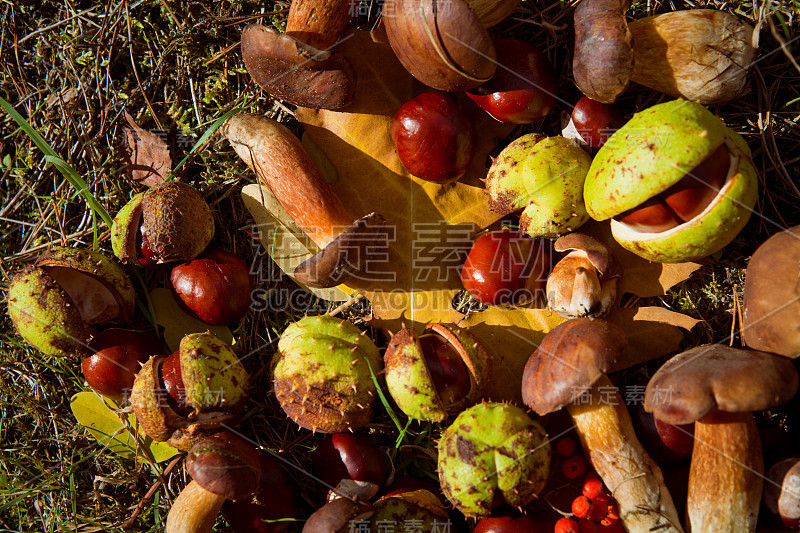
[119,111,173,187]
[241,184,350,302]
[258,27,703,391]
[296,28,516,320]
[70,391,179,463]
[373,303,698,404]
[150,287,233,352]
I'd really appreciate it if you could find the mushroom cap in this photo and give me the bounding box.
[572,0,633,103]
[293,212,389,289]
[644,345,799,425]
[521,318,627,415]
[743,226,800,358]
[186,431,261,501]
[241,23,355,110]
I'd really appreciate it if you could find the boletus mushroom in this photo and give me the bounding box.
[645,345,799,532]
[166,432,261,533]
[742,226,800,358]
[546,233,621,319]
[223,114,388,289]
[574,2,755,104]
[522,318,683,533]
[241,0,355,109]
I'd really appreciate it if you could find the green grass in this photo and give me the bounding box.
[0,0,799,531]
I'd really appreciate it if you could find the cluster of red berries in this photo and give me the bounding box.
[553,438,625,533]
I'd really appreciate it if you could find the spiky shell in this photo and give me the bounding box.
[111,182,214,264]
[35,246,135,323]
[273,315,382,433]
[584,100,758,262]
[130,332,249,451]
[384,323,491,422]
[437,402,550,518]
[7,266,88,357]
[486,134,591,238]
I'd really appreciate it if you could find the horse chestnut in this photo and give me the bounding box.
[392,91,476,183]
[82,329,163,401]
[569,97,625,148]
[467,38,558,124]
[170,248,253,325]
[312,433,387,492]
[460,229,550,306]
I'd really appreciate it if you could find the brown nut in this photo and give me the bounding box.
[383,0,496,92]
[384,323,491,422]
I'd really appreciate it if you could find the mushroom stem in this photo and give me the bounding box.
[567,375,683,533]
[165,480,225,533]
[687,410,763,532]
[286,0,352,50]
[223,114,353,248]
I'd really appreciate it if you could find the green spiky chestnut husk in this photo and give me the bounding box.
[7,247,135,357]
[486,134,591,238]
[273,315,382,433]
[384,323,491,422]
[370,490,449,529]
[131,332,248,450]
[584,99,758,262]
[111,181,214,264]
[437,402,550,518]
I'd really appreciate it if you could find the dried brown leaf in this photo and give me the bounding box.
[119,111,172,187]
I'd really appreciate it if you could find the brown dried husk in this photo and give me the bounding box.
[383,0,496,91]
[140,181,214,263]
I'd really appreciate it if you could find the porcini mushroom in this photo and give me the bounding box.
[742,226,800,358]
[166,432,261,533]
[546,233,621,319]
[223,113,388,289]
[522,319,683,533]
[573,3,755,104]
[645,345,799,532]
[241,0,355,109]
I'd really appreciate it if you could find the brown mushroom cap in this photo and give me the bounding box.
[573,0,634,103]
[241,23,355,110]
[293,212,389,289]
[186,432,262,502]
[521,318,627,415]
[743,226,800,358]
[644,345,799,425]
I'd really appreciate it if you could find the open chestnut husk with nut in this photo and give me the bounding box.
[584,99,758,262]
[111,181,215,265]
[7,247,135,357]
[384,323,491,422]
[130,331,248,450]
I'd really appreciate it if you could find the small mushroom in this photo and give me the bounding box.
[645,345,799,532]
[166,432,261,533]
[546,233,621,319]
[223,114,388,289]
[742,226,800,358]
[522,319,683,533]
[241,0,355,109]
[573,3,755,104]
